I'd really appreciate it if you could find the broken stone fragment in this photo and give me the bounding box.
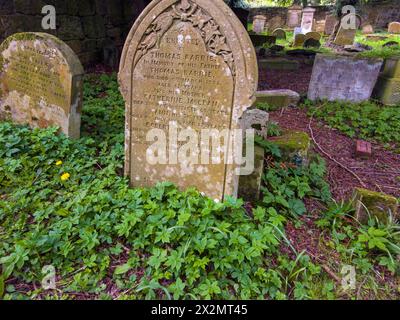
[353,188,399,224]
[240,108,269,139]
[255,89,300,111]
[269,130,311,166]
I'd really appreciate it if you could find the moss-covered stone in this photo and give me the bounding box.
[380,57,400,79]
[238,146,265,202]
[255,89,300,111]
[353,188,399,224]
[372,76,400,106]
[269,130,311,166]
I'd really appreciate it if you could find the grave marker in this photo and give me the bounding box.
[301,7,316,34]
[118,0,258,201]
[388,22,400,34]
[0,32,84,139]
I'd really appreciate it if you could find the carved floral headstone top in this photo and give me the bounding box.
[119,0,258,201]
[0,33,84,138]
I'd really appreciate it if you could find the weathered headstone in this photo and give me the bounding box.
[293,33,306,47]
[287,5,303,28]
[250,34,276,48]
[253,15,267,34]
[373,57,400,106]
[304,31,321,42]
[304,38,321,49]
[388,21,400,34]
[308,54,383,103]
[301,7,316,34]
[324,14,338,35]
[272,28,286,40]
[118,0,258,201]
[0,33,84,139]
[334,26,356,46]
[362,24,374,34]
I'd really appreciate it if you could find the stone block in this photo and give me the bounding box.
[238,146,265,203]
[388,22,400,34]
[308,54,383,103]
[356,140,372,159]
[255,89,300,110]
[372,76,400,106]
[353,188,398,224]
[272,28,286,40]
[269,130,311,166]
[258,58,300,71]
[380,57,400,79]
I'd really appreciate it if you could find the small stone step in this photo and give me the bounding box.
[355,140,372,159]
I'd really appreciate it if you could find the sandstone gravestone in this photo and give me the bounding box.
[253,15,267,34]
[304,31,321,42]
[301,7,316,34]
[308,54,383,103]
[272,28,286,40]
[0,33,84,139]
[388,22,400,34]
[334,26,356,46]
[287,5,302,28]
[293,33,306,47]
[373,57,400,106]
[324,14,338,35]
[118,0,258,201]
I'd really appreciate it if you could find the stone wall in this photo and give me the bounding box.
[249,1,400,30]
[0,0,149,69]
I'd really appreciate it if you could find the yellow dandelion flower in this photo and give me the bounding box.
[61,173,70,181]
[56,160,63,166]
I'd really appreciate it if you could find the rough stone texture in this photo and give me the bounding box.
[0,0,148,68]
[238,145,264,203]
[272,28,286,40]
[353,188,398,224]
[293,33,305,47]
[0,32,84,138]
[324,14,338,35]
[304,31,321,42]
[301,7,316,34]
[255,89,300,110]
[308,54,383,103]
[287,5,302,28]
[304,38,321,49]
[258,58,300,71]
[355,140,372,159]
[253,15,266,34]
[240,108,269,139]
[119,0,258,201]
[372,57,400,106]
[334,26,356,46]
[269,130,311,166]
[388,21,400,34]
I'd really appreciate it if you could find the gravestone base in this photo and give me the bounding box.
[250,34,276,47]
[238,146,265,203]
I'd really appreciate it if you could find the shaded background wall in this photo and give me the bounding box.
[0,0,152,69]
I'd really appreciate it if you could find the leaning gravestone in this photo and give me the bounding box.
[308,54,383,103]
[334,26,356,46]
[0,33,84,138]
[118,0,258,201]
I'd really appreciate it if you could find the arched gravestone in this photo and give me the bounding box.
[0,33,84,139]
[119,0,258,201]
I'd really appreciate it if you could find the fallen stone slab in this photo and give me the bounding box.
[353,188,398,224]
[255,89,301,110]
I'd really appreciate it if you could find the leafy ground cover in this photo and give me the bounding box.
[0,74,399,300]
